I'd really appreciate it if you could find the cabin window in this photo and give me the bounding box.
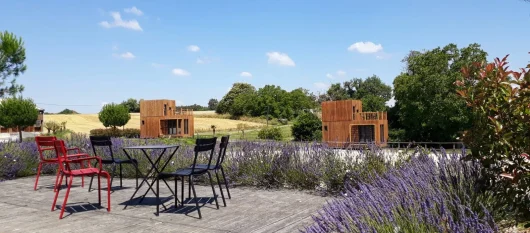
[380,124,385,142]
[142,120,145,125]
[324,126,328,131]
[184,119,189,134]
[164,104,167,116]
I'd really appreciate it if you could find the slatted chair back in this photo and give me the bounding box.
[53,140,72,173]
[35,136,58,161]
[191,137,217,174]
[89,136,114,160]
[215,135,230,168]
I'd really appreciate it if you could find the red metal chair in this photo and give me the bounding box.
[51,139,111,219]
[34,136,89,191]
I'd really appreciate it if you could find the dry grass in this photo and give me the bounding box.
[44,113,265,134]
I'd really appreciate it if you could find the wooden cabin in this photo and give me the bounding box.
[139,99,194,138]
[321,100,388,148]
[0,108,44,134]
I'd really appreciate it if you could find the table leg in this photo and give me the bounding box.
[138,147,178,204]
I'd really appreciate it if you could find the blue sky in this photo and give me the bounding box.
[1,0,529,113]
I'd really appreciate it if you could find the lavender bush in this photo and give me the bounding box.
[303,148,499,233]
[0,133,395,194]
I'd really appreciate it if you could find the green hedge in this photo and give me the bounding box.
[257,127,283,141]
[89,128,140,138]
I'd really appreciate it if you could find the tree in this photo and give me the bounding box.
[44,121,60,134]
[0,31,26,98]
[0,97,39,142]
[208,98,218,110]
[393,43,487,142]
[323,75,392,112]
[216,83,256,114]
[98,103,131,130]
[120,98,140,113]
[291,111,322,141]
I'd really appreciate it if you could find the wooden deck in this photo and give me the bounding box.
[0,176,328,233]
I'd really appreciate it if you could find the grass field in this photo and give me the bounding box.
[44,112,265,134]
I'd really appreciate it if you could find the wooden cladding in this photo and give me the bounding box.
[139,99,194,138]
[321,100,388,147]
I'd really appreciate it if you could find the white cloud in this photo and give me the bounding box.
[347,41,383,54]
[113,52,135,59]
[326,73,334,79]
[172,68,190,76]
[314,82,329,90]
[337,70,346,76]
[124,6,143,16]
[187,45,200,52]
[240,72,252,78]
[100,12,142,31]
[266,51,295,67]
[151,63,165,68]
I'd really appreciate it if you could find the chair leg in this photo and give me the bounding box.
[80,162,85,188]
[220,166,231,199]
[190,176,201,219]
[59,176,74,219]
[135,162,139,188]
[156,177,160,216]
[98,173,101,206]
[188,176,191,199]
[109,163,116,190]
[119,163,123,188]
[104,172,111,212]
[215,170,226,207]
[88,161,99,192]
[54,168,62,192]
[174,177,178,206]
[207,171,219,209]
[34,162,43,191]
[52,173,64,211]
[181,176,184,207]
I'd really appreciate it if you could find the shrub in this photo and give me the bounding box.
[304,151,498,233]
[98,103,131,129]
[456,54,530,220]
[122,128,140,138]
[257,127,283,141]
[291,111,322,141]
[90,128,123,137]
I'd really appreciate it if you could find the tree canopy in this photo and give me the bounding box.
[0,97,39,142]
[0,31,26,98]
[207,98,218,110]
[392,43,488,142]
[321,75,392,112]
[120,98,140,113]
[98,103,131,129]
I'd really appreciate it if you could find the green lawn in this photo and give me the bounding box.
[196,124,293,141]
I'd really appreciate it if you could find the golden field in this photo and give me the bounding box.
[44,112,265,134]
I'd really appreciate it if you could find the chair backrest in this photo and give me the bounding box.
[89,136,114,160]
[53,140,71,172]
[215,135,230,167]
[35,136,58,161]
[191,137,217,173]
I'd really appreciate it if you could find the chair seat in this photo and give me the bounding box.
[159,168,207,179]
[43,154,90,163]
[65,168,102,176]
[100,158,138,164]
[193,164,219,170]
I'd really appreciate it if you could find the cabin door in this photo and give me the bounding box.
[358,125,375,143]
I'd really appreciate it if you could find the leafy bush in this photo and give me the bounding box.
[0,97,39,142]
[98,103,131,129]
[89,128,139,138]
[291,111,322,141]
[388,128,406,142]
[456,54,530,220]
[304,151,498,233]
[257,127,283,141]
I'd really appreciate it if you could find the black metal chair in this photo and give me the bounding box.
[191,135,231,206]
[88,136,139,192]
[156,137,219,218]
